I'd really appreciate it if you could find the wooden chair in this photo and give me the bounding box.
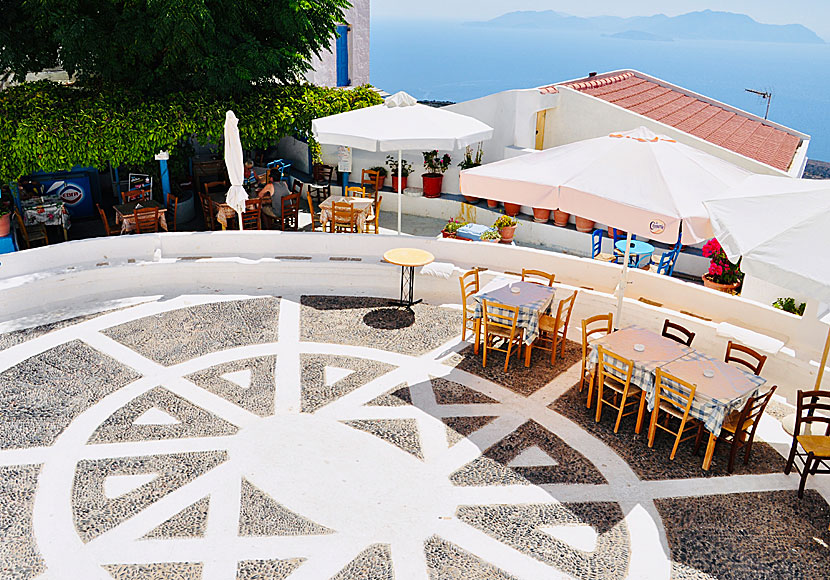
[96,204,120,236]
[459,269,481,348]
[330,201,358,233]
[661,319,696,347]
[595,346,646,433]
[648,368,698,460]
[526,290,577,366]
[695,385,777,472]
[582,313,613,409]
[165,195,179,232]
[275,193,300,231]
[306,191,322,231]
[193,159,227,201]
[345,185,372,198]
[202,180,227,230]
[521,269,555,287]
[291,179,304,197]
[724,341,767,376]
[481,300,524,372]
[124,187,151,203]
[591,229,617,262]
[361,169,384,195]
[198,191,215,231]
[310,163,333,202]
[784,389,830,498]
[133,207,160,234]
[364,195,382,234]
[241,198,262,230]
[13,210,49,248]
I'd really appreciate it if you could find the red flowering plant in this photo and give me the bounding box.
[702,238,743,285]
[422,150,452,176]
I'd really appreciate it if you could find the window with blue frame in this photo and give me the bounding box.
[336,24,350,87]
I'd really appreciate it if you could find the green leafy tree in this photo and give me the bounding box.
[0,0,351,97]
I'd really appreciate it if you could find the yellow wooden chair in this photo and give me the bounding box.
[595,345,646,434]
[306,191,322,231]
[521,269,555,286]
[648,368,699,460]
[459,269,481,349]
[345,185,371,198]
[581,313,613,409]
[525,290,577,365]
[330,201,358,233]
[481,300,524,372]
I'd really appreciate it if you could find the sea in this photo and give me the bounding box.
[371,20,830,162]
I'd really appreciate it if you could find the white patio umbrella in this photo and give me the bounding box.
[224,110,248,231]
[704,175,830,389]
[460,127,752,323]
[312,91,494,234]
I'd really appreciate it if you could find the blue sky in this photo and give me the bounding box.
[372,1,830,38]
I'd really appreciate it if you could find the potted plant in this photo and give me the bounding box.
[502,202,521,217]
[701,238,743,293]
[575,216,595,232]
[773,297,806,316]
[369,166,387,188]
[480,227,501,243]
[487,199,500,209]
[533,208,551,223]
[386,155,412,191]
[442,217,467,239]
[421,150,451,198]
[494,215,518,244]
[0,190,12,237]
[553,209,570,227]
[458,145,483,204]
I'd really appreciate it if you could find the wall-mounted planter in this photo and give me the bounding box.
[553,210,570,227]
[532,208,551,223]
[575,216,595,233]
[486,199,500,209]
[502,203,521,217]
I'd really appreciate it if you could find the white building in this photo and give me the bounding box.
[305,0,371,88]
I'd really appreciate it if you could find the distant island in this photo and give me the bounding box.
[469,9,825,44]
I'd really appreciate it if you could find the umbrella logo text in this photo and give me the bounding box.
[649,220,666,235]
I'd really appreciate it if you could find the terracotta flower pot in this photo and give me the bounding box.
[422,174,443,198]
[702,274,740,294]
[502,203,521,217]
[462,195,480,204]
[441,230,457,239]
[575,216,595,233]
[487,199,500,209]
[498,225,517,244]
[391,176,408,191]
[553,210,570,227]
[532,208,551,223]
[0,213,10,237]
[607,226,627,239]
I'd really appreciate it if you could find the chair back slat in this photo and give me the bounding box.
[241,198,262,230]
[662,319,696,347]
[459,270,480,315]
[279,193,300,231]
[582,313,613,358]
[655,367,697,414]
[725,341,767,375]
[597,345,633,382]
[521,269,555,287]
[133,207,160,234]
[482,300,519,331]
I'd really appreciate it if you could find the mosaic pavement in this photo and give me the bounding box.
[0,294,828,579]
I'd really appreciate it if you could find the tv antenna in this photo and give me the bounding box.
[745,88,772,120]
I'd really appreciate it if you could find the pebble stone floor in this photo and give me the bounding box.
[0,293,828,580]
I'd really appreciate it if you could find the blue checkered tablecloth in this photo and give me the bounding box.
[655,350,766,436]
[473,279,556,345]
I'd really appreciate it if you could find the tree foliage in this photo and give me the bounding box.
[0,0,351,96]
[0,81,382,181]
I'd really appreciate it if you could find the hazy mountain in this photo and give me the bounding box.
[471,9,824,44]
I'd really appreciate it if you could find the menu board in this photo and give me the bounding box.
[128,173,152,191]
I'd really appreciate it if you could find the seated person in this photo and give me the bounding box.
[258,170,291,217]
[243,159,258,187]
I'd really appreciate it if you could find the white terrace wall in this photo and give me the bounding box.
[544,88,796,177]
[1,232,826,404]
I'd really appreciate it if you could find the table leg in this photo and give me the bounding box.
[702,432,717,470]
[395,265,421,308]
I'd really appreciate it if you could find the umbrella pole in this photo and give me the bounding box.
[238,210,243,231]
[614,232,633,329]
[815,326,830,390]
[397,150,402,235]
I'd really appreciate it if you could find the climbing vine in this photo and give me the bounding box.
[0,81,382,181]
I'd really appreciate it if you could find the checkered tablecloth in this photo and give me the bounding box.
[587,326,693,395]
[656,350,766,436]
[21,197,71,229]
[473,279,556,345]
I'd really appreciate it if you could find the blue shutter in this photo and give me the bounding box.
[336,24,350,87]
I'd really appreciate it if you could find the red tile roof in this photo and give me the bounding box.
[539,71,802,172]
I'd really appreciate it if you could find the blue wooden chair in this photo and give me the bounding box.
[591,229,617,262]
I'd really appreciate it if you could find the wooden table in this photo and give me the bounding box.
[473,277,557,347]
[113,200,167,234]
[319,196,374,233]
[383,248,434,307]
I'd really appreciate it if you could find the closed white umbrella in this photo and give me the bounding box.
[312,91,494,234]
[704,175,830,388]
[461,127,752,324]
[224,110,248,231]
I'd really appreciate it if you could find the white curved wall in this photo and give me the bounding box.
[1,232,823,403]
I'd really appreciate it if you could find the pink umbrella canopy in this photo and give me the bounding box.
[461,127,752,244]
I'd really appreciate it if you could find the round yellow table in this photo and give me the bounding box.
[383,248,435,307]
